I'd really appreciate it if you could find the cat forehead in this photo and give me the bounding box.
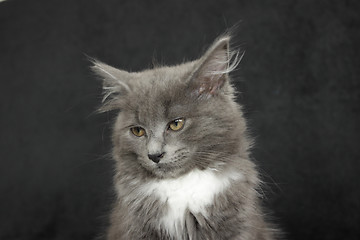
[129,99,191,126]
[124,63,198,120]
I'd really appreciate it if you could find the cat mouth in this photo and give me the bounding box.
[149,153,191,177]
[154,158,183,169]
[138,148,192,177]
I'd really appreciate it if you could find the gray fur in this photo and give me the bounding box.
[92,35,278,240]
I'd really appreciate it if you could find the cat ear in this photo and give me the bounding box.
[190,36,242,97]
[91,60,131,112]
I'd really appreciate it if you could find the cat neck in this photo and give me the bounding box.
[139,168,244,236]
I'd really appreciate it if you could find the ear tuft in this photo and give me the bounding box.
[191,35,243,97]
[90,59,131,112]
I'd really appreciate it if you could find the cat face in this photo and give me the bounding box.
[118,105,195,178]
[92,36,248,178]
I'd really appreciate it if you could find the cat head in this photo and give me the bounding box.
[92,36,249,179]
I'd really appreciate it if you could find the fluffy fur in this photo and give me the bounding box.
[92,35,277,240]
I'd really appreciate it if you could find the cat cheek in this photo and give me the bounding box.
[122,133,146,152]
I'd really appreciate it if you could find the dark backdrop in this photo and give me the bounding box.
[1,0,359,239]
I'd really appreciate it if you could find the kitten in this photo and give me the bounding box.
[92,35,277,240]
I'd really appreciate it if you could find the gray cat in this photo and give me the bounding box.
[92,35,278,240]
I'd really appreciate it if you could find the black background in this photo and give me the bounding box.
[1,0,359,239]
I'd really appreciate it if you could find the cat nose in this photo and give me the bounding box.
[148,152,165,163]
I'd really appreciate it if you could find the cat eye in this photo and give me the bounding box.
[130,127,146,137]
[168,118,185,131]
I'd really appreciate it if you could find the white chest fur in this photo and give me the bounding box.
[140,169,242,235]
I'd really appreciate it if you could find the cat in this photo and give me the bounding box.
[91,34,278,240]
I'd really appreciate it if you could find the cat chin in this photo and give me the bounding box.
[145,163,194,179]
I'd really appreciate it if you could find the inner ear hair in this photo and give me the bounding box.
[90,59,132,112]
[192,36,243,97]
